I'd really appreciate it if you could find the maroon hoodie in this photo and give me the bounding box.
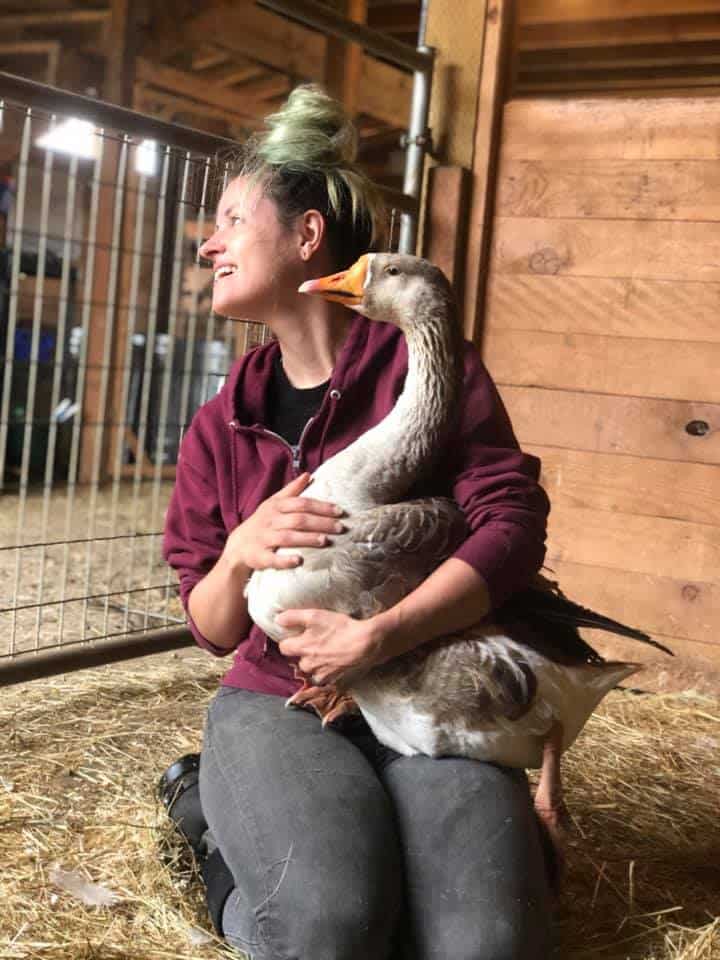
[162,313,550,696]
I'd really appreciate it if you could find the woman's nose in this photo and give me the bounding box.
[198,230,223,262]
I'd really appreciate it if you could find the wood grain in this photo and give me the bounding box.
[519,14,720,51]
[485,275,720,342]
[500,386,720,465]
[519,1,720,28]
[531,446,720,528]
[491,216,720,283]
[546,504,720,583]
[484,329,720,403]
[496,158,720,221]
[545,558,717,649]
[500,97,720,160]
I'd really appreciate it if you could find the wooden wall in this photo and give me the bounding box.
[483,95,720,691]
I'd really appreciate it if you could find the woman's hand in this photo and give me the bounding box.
[222,473,345,572]
[275,609,384,688]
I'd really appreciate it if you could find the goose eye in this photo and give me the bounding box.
[385,265,400,276]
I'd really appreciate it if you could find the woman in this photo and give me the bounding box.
[163,85,552,960]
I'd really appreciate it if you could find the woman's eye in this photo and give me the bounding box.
[385,265,400,276]
[230,215,243,226]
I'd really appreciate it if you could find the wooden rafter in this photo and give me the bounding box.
[197,61,266,88]
[0,9,109,28]
[136,57,281,121]
[142,1,411,127]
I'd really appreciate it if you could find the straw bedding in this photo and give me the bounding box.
[2,653,718,959]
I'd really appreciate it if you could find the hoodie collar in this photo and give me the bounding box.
[222,312,376,426]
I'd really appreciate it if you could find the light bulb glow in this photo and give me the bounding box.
[36,118,98,159]
[135,139,158,176]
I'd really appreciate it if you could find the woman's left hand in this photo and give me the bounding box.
[275,609,384,688]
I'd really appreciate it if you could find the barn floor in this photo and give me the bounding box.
[2,651,719,960]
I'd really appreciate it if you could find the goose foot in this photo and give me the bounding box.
[533,721,569,896]
[286,680,360,727]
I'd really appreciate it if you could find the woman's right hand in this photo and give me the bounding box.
[222,473,345,572]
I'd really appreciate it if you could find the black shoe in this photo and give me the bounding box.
[158,753,208,854]
[157,753,235,936]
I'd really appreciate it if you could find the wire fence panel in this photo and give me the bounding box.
[0,74,407,682]
[0,82,243,674]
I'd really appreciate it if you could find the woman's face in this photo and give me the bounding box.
[199,176,301,319]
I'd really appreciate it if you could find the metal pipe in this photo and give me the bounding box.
[0,626,195,686]
[0,71,235,156]
[399,44,435,254]
[256,0,432,73]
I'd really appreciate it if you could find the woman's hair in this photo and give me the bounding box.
[229,85,385,268]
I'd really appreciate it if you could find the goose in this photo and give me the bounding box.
[244,253,670,852]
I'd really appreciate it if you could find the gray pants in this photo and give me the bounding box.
[199,687,551,960]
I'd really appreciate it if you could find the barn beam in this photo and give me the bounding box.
[135,58,280,121]
[142,1,411,127]
[324,0,367,116]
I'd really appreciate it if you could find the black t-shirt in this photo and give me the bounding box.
[265,351,330,448]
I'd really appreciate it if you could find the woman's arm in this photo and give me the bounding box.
[276,558,490,686]
[179,471,347,652]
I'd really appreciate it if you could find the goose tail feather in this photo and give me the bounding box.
[530,575,674,657]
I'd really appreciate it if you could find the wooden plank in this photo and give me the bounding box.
[486,275,720,342]
[496,158,720,221]
[500,96,720,160]
[546,558,717,649]
[519,0,720,26]
[491,216,720,283]
[515,64,720,95]
[546,504,720,583]
[484,328,720,403]
[463,0,516,343]
[423,165,471,291]
[104,0,137,107]
[520,39,720,73]
[500,386,720,465]
[529,446,720,527]
[519,13,720,50]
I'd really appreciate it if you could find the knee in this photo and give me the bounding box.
[254,885,399,960]
[423,909,551,960]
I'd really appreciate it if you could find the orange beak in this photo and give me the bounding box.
[298,254,370,307]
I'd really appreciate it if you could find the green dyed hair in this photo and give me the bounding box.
[233,85,385,268]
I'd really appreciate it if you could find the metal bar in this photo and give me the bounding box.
[399,44,434,254]
[102,159,149,639]
[0,108,31,494]
[256,0,432,73]
[143,153,190,629]
[0,626,194,686]
[1,582,179,615]
[80,134,129,639]
[56,132,104,645]
[124,147,172,632]
[0,71,235,156]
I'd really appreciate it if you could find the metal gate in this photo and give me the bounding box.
[0,9,433,685]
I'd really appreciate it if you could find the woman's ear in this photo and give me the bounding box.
[298,209,326,261]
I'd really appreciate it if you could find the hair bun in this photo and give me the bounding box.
[259,84,358,170]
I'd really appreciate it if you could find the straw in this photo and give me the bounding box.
[2,657,718,959]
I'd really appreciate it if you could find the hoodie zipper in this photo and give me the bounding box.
[228,419,312,475]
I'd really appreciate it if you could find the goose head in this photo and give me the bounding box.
[299,253,454,332]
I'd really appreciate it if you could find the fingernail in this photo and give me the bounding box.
[317,535,327,545]
[332,505,344,516]
[334,522,345,533]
